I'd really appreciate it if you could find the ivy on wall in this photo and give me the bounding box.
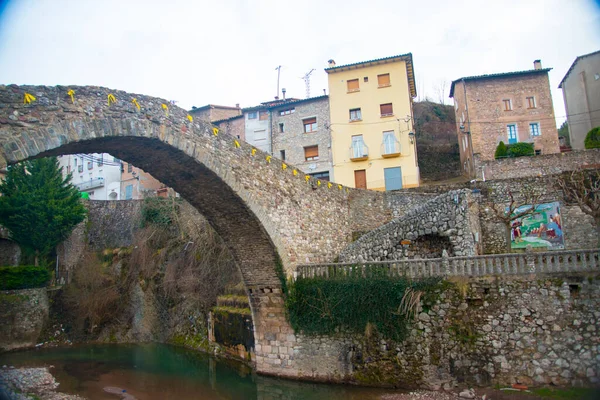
[286,270,439,341]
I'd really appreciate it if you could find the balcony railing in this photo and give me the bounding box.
[75,177,105,191]
[381,140,401,158]
[296,249,600,280]
[349,143,369,161]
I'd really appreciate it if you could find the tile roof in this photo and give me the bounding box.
[212,114,245,124]
[558,49,600,88]
[449,68,552,98]
[189,104,241,113]
[241,95,329,113]
[325,53,416,98]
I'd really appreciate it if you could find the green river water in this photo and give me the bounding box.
[0,343,405,399]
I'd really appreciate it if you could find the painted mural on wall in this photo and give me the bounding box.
[510,201,564,250]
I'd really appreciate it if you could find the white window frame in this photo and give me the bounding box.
[529,122,541,137]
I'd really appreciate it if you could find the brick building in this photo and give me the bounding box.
[189,104,242,122]
[270,95,331,180]
[450,60,560,177]
[559,50,600,150]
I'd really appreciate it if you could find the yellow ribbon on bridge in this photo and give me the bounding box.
[67,89,75,103]
[317,180,321,187]
[234,139,241,148]
[305,175,310,182]
[107,94,116,106]
[187,115,193,122]
[293,169,298,176]
[251,148,257,156]
[131,98,141,111]
[266,155,272,163]
[282,163,287,170]
[338,184,343,190]
[161,103,169,116]
[212,127,219,136]
[23,93,36,104]
[327,182,333,189]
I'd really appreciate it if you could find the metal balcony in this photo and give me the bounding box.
[349,143,369,161]
[76,177,105,191]
[381,140,401,158]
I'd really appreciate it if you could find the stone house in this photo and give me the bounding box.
[559,50,600,150]
[270,95,332,180]
[214,114,245,141]
[450,60,560,177]
[189,104,242,122]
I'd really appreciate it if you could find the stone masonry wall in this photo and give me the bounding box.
[289,273,600,389]
[476,148,600,181]
[340,190,481,262]
[0,288,49,352]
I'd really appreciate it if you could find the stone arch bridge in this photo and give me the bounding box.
[0,84,400,378]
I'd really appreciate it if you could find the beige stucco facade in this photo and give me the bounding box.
[326,54,419,190]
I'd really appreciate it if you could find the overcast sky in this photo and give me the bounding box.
[0,0,599,127]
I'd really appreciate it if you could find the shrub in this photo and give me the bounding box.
[0,265,50,290]
[285,270,440,342]
[507,142,534,158]
[584,127,600,149]
[494,141,508,159]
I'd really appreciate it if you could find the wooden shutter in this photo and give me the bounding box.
[377,73,390,86]
[380,103,393,115]
[304,145,319,159]
[347,79,359,91]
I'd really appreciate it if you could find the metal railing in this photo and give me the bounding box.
[75,177,105,191]
[296,249,600,279]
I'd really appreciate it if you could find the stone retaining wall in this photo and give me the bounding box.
[0,288,49,352]
[289,272,600,389]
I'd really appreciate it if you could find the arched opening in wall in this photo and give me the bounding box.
[403,234,454,259]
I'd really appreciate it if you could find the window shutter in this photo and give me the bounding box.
[347,79,359,91]
[304,146,319,158]
[377,74,390,86]
[380,103,393,115]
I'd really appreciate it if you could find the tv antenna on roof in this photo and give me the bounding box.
[302,69,315,98]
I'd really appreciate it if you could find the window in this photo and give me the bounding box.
[66,165,71,174]
[535,149,542,155]
[382,131,399,155]
[78,165,83,173]
[503,99,512,111]
[125,184,133,200]
[507,124,518,144]
[310,171,330,181]
[377,73,391,87]
[279,123,284,133]
[259,111,269,121]
[349,108,362,121]
[128,163,133,173]
[526,96,536,109]
[529,122,540,137]
[304,145,319,161]
[98,156,103,167]
[364,77,369,82]
[380,103,394,117]
[347,79,359,92]
[351,135,367,158]
[303,117,317,133]
[74,159,77,166]
[87,161,93,170]
[280,150,286,161]
[279,108,295,116]
[248,111,257,119]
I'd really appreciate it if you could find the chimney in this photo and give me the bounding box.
[282,88,286,100]
[323,89,326,95]
[235,103,240,108]
[534,59,542,70]
[328,59,336,67]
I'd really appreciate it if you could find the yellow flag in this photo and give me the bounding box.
[327,182,332,189]
[24,93,36,104]
[212,127,219,136]
[186,114,193,122]
[107,94,116,106]
[266,155,272,163]
[234,140,241,148]
[317,180,321,186]
[67,89,75,103]
[292,169,298,176]
[305,175,310,182]
[251,148,257,156]
[282,163,287,170]
[131,98,141,111]
[338,184,342,190]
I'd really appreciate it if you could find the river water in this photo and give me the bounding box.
[0,344,406,400]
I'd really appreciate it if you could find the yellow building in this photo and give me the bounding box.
[326,53,419,190]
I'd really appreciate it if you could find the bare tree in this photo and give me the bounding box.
[556,169,600,246]
[433,79,449,105]
[490,187,543,252]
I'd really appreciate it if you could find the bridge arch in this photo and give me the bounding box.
[0,84,383,376]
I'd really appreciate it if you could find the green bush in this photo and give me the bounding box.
[286,270,439,341]
[507,142,534,158]
[0,265,50,290]
[494,141,508,159]
[584,127,600,149]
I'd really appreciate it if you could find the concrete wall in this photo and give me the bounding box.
[271,96,332,179]
[244,109,271,153]
[561,52,600,150]
[0,288,49,352]
[289,273,600,389]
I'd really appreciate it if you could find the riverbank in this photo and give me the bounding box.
[0,366,83,400]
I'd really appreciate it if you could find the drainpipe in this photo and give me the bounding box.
[462,79,475,178]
